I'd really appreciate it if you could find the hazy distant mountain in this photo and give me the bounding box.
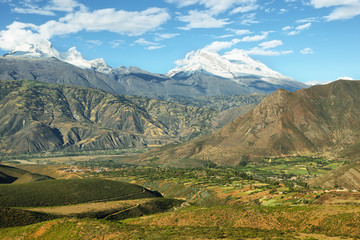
[1,41,307,97]
[139,80,360,166]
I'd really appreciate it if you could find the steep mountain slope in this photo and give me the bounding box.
[0,80,259,154]
[0,80,172,153]
[310,162,360,190]
[0,56,121,94]
[140,80,360,166]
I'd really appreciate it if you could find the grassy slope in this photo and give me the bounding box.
[0,218,301,240]
[0,217,355,239]
[126,204,360,238]
[0,178,160,207]
[0,164,53,184]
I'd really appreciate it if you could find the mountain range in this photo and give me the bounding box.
[0,40,307,98]
[0,80,265,154]
[139,80,360,166]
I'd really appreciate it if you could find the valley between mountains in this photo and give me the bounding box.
[1,45,360,240]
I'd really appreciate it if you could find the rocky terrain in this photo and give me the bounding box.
[139,80,360,166]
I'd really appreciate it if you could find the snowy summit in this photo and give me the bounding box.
[167,49,291,84]
[4,39,112,74]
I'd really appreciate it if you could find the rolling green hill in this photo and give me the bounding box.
[0,164,53,184]
[0,178,161,207]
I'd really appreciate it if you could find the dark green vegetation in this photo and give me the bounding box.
[0,164,53,184]
[0,208,55,228]
[0,178,160,207]
[103,198,183,221]
[0,80,263,154]
[75,156,344,205]
[139,80,360,166]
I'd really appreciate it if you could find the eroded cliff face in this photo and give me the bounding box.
[0,80,172,153]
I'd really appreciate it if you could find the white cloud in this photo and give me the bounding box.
[0,7,170,51]
[310,0,357,8]
[166,0,258,15]
[279,8,288,14]
[154,33,180,41]
[87,40,102,46]
[147,45,165,50]
[134,38,157,46]
[284,23,312,35]
[110,40,124,48]
[216,34,235,39]
[0,21,43,51]
[203,39,241,52]
[241,32,268,42]
[225,47,293,57]
[178,10,230,30]
[203,32,268,52]
[300,47,314,54]
[231,4,259,14]
[325,3,360,21]
[241,13,259,25]
[296,17,320,23]
[12,0,86,16]
[226,28,251,35]
[310,0,360,21]
[259,40,283,49]
[12,7,56,16]
[50,8,170,37]
[296,22,311,30]
[282,26,292,31]
[133,38,165,50]
[245,47,293,56]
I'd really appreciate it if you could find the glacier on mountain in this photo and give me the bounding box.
[167,49,301,86]
[4,39,112,74]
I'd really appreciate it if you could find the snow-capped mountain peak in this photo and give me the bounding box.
[5,41,112,74]
[5,39,60,59]
[167,49,291,85]
[167,50,236,79]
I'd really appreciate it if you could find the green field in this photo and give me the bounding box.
[1,155,358,239]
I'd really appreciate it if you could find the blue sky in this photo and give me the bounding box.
[0,0,359,84]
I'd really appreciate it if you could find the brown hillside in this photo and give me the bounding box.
[142,80,360,166]
[310,162,360,190]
